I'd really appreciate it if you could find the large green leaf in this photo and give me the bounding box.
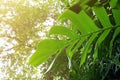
[93,6,112,27]
[59,10,87,34]
[110,0,120,25]
[60,10,99,34]
[112,9,120,25]
[78,10,99,32]
[49,26,79,40]
[29,39,67,66]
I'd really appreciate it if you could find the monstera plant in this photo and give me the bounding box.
[29,0,120,80]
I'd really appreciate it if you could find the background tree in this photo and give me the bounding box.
[0,0,63,79]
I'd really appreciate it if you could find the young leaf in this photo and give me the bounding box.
[29,39,67,66]
[49,26,79,39]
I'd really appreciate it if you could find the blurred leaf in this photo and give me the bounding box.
[109,0,118,8]
[66,39,79,59]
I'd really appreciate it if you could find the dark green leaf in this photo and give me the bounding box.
[94,30,111,60]
[110,27,120,56]
[110,0,120,25]
[111,9,120,25]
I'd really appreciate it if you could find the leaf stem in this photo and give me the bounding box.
[80,25,120,38]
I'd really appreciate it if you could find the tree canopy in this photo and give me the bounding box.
[0,0,62,79]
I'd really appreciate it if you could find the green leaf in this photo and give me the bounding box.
[29,39,67,66]
[94,30,111,60]
[93,6,112,27]
[80,33,98,67]
[112,9,120,25]
[78,10,99,32]
[49,26,79,39]
[60,10,99,34]
[110,0,120,25]
[59,10,86,33]
[110,27,120,56]
[109,0,118,8]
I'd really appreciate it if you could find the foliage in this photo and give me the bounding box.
[28,0,120,80]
